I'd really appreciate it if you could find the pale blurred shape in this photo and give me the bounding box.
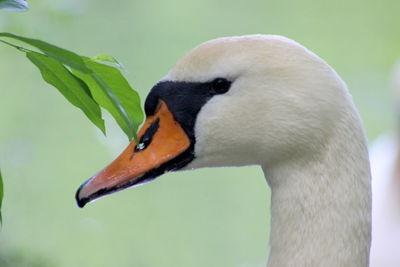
[0,137,34,168]
[370,63,400,267]
[77,217,104,234]
[0,0,29,12]
[370,135,400,266]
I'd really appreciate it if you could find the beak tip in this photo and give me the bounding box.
[75,182,89,208]
[75,193,88,208]
[77,201,87,208]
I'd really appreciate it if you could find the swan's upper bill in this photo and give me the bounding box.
[75,35,371,266]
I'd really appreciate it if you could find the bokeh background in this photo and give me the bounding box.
[0,0,399,266]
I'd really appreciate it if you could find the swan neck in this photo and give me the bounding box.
[263,120,371,267]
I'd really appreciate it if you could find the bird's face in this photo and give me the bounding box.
[76,35,346,207]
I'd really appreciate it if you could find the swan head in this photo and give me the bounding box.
[76,35,350,207]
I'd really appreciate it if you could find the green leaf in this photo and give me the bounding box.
[0,33,143,140]
[0,169,3,224]
[0,0,29,12]
[92,54,125,71]
[0,33,91,73]
[27,51,105,134]
[74,59,143,141]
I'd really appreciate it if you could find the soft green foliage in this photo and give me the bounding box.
[0,33,144,225]
[0,33,144,140]
[0,248,56,267]
[26,51,105,134]
[74,59,143,141]
[0,0,28,12]
[0,33,91,73]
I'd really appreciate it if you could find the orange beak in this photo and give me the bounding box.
[76,100,192,207]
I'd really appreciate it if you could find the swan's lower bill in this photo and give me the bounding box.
[75,100,194,208]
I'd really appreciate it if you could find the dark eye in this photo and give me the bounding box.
[209,78,231,95]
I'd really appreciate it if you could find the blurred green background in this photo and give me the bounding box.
[0,0,399,266]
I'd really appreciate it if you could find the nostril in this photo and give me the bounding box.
[135,142,146,151]
[135,118,160,152]
[136,135,151,151]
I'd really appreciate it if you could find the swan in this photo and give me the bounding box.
[369,62,400,267]
[75,35,372,267]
